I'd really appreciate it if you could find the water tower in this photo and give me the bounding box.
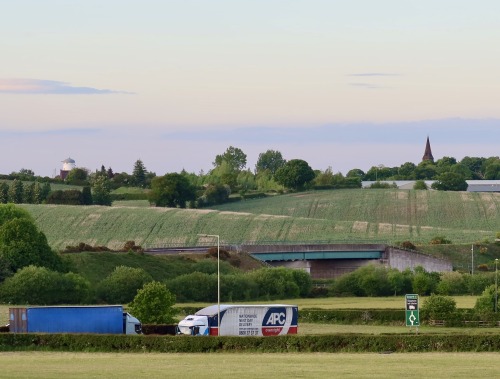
[60,157,76,180]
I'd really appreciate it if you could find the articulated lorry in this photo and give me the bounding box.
[177,304,298,336]
[9,305,142,335]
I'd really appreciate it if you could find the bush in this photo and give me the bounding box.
[0,265,90,304]
[430,236,452,245]
[474,285,497,318]
[399,241,416,250]
[129,281,176,324]
[245,267,302,299]
[167,272,217,302]
[436,271,466,295]
[96,266,153,304]
[421,294,457,321]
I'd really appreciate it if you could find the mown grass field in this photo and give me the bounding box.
[19,189,500,250]
[0,352,498,379]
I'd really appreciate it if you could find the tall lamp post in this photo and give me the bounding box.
[198,234,221,335]
[495,259,498,313]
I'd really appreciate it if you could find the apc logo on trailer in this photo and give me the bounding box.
[262,307,287,336]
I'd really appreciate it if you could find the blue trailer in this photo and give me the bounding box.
[9,305,141,335]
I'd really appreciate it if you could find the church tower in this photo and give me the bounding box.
[422,136,434,162]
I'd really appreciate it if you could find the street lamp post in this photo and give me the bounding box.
[198,234,220,335]
[471,245,474,275]
[495,259,498,313]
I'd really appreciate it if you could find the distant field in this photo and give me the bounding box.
[111,187,149,195]
[111,200,150,207]
[19,189,500,249]
[1,352,499,379]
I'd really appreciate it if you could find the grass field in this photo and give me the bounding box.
[0,352,498,379]
[174,295,479,311]
[19,189,500,250]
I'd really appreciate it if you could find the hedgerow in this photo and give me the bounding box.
[2,333,500,353]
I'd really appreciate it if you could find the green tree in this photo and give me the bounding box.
[66,168,89,185]
[431,172,468,191]
[82,186,93,205]
[132,159,148,188]
[484,160,500,180]
[465,273,493,295]
[346,168,365,180]
[0,183,9,204]
[208,160,238,189]
[274,159,315,191]
[8,179,24,203]
[255,149,286,175]
[199,183,230,206]
[236,169,257,193]
[460,156,486,179]
[214,146,247,171]
[356,265,392,297]
[22,182,34,204]
[387,268,413,296]
[314,167,335,186]
[92,175,112,206]
[149,173,196,208]
[0,217,62,272]
[129,281,177,324]
[435,156,457,174]
[0,203,33,226]
[397,162,416,179]
[96,266,153,304]
[414,161,438,180]
[32,182,43,204]
[40,182,52,201]
[412,270,437,296]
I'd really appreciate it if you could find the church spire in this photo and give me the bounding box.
[422,136,434,162]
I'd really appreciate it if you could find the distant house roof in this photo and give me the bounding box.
[62,157,75,163]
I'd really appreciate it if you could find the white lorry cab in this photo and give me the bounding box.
[177,304,298,336]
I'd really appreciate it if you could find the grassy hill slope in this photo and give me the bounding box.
[20,189,499,249]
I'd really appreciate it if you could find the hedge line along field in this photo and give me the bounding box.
[1,352,499,379]
[20,189,499,249]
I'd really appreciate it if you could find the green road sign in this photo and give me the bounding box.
[405,294,420,327]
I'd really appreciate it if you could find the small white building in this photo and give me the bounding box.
[60,157,76,180]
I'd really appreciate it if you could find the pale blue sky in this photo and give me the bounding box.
[1,1,499,176]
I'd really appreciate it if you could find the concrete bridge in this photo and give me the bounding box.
[237,243,452,280]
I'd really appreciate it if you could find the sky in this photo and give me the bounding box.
[1,0,499,177]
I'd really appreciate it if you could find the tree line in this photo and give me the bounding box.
[3,148,500,208]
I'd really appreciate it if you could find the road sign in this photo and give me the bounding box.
[405,294,420,327]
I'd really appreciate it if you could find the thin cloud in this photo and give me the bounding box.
[348,73,400,77]
[349,82,388,89]
[0,79,133,94]
[0,128,101,137]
